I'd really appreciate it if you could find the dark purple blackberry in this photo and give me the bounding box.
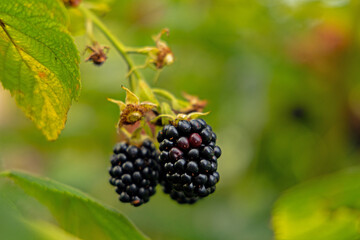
[162,182,198,204]
[109,139,159,207]
[157,119,221,204]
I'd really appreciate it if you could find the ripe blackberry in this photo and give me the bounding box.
[109,139,160,206]
[157,119,221,204]
[162,181,198,204]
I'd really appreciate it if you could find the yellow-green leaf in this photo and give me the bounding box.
[0,0,81,141]
[273,168,360,240]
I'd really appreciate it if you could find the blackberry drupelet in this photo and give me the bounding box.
[162,181,198,204]
[109,139,160,206]
[157,118,221,204]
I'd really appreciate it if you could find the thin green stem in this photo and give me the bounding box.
[124,46,156,54]
[152,88,177,101]
[79,6,141,91]
[85,18,96,44]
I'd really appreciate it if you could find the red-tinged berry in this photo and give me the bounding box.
[109,140,160,207]
[177,137,190,150]
[189,133,202,147]
[157,118,221,204]
[169,147,183,161]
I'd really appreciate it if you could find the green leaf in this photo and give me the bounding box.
[1,170,149,240]
[0,0,81,141]
[0,196,81,240]
[272,168,360,240]
[25,221,82,240]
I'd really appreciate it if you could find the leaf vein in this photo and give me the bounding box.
[3,20,76,87]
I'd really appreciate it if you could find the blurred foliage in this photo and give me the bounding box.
[0,196,80,240]
[1,0,360,239]
[273,168,360,239]
[1,171,147,240]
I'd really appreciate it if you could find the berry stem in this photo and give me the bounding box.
[124,46,156,54]
[79,6,141,91]
[85,18,96,44]
[152,88,180,104]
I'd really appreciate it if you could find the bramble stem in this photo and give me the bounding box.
[152,88,178,102]
[85,19,96,44]
[79,6,141,91]
[124,46,156,54]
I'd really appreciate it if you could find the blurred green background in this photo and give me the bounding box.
[1,0,360,239]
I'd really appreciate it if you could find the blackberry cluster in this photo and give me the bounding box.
[157,119,221,204]
[109,140,160,206]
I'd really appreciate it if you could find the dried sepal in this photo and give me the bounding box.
[126,29,174,70]
[187,111,210,119]
[151,111,210,126]
[107,98,126,111]
[119,104,145,126]
[179,92,208,114]
[108,87,157,128]
[152,29,174,69]
[153,89,207,114]
[122,86,139,105]
[85,42,109,66]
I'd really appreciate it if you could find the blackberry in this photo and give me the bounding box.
[109,139,160,206]
[162,182,198,204]
[157,119,221,204]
